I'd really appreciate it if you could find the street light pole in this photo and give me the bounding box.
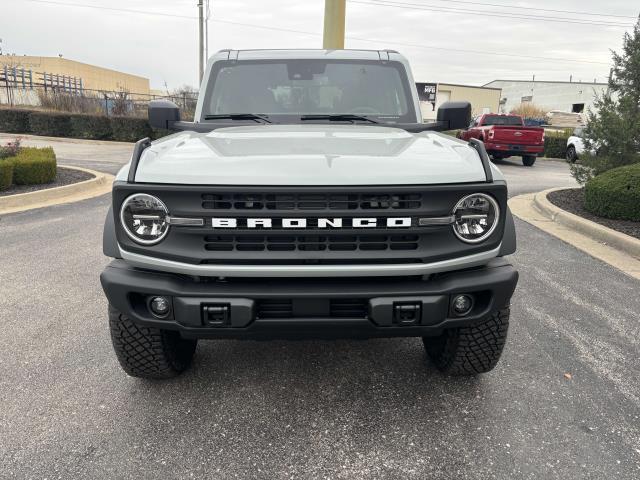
[198,0,204,83]
[323,0,346,50]
[205,0,210,63]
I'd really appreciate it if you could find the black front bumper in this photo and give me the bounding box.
[100,259,518,340]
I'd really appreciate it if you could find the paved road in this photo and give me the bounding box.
[0,136,638,479]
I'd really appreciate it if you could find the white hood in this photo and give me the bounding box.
[128,124,494,185]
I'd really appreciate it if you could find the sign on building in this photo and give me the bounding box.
[416,83,437,111]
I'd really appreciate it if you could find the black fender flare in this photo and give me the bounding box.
[103,206,121,258]
[499,206,517,256]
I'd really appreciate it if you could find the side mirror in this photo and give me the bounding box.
[437,101,472,131]
[148,100,181,130]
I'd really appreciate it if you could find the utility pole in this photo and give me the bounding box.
[198,0,204,83]
[323,0,346,49]
[205,0,211,63]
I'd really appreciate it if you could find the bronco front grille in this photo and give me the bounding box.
[201,192,422,210]
[113,183,506,269]
[204,234,420,252]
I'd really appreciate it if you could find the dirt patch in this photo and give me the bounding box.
[547,188,640,240]
[0,166,94,197]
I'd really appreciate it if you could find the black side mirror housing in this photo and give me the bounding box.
[437,101,472,131]
[148,100,181,130]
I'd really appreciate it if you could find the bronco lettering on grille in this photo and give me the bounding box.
[211,218,413,229]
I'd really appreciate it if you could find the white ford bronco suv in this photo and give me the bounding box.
[101,49,518,379]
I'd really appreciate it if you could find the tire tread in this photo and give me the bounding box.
[108,305,196,379]
[423,307,510,376]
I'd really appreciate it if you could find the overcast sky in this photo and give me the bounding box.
[2,0,637,90]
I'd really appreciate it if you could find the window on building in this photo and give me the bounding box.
[572,103,585,113]
[521,95,533,103]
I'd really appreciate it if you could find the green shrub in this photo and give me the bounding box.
[70,114,113,140]
[110,116,153,142]
[0,109,160,143]
[543,131,569,159]
[584,162,640,221]
[0,160,13,190]
[0,109,31,133]
[29,111,72,137]
[151,128,173,140]
[11,147,57,185]
[442,130,461,138]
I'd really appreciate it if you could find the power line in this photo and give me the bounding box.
[213,19,610,66]
[344,34,610,65]
[352,0,635,27]
[21,0,611,66]
[25,0,197,19]
[349,0,635,27]
[400,0,638,19]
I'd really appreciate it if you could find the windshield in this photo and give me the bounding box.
[482,115,523,126]
[202,59,416,123]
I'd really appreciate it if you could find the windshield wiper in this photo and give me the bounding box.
[300,114,379,124]
[204,113,272,123]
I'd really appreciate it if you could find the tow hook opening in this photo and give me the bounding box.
[202,303,231,327]
[393,302,422,326]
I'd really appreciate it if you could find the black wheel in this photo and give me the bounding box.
[423,307,510,376]
[566,145,578,163]
[522,155,536,167]
[109,305,197,379]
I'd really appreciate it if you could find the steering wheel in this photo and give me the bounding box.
[348,106,379,115]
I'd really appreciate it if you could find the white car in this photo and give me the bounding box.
[566,127,586,162]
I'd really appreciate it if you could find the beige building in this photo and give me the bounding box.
[0,55,150,94]
[417,82,502,121]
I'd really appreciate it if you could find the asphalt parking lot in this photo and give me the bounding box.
[0,136,639,479]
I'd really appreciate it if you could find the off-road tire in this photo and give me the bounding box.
[522,155,536,167]
[422,307,510,376]
[109,305,197,379]
[566,145,577,163]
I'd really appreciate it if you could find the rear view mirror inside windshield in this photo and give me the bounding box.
[287,61,327,80]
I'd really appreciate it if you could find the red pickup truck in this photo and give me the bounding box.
[458,114,545,166]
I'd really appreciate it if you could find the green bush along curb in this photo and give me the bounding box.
[585,162,640,221]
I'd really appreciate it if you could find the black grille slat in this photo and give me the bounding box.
[256,300,293,318]
[202,192,423,211]
[203,234,420,252]
[255,299,368,319]
[329,299,369,318]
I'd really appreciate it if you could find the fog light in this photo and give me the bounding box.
[452,294,473,316]
[149,296,171,318]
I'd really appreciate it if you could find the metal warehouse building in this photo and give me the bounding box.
[484,79,609,115]
[0,55,150,95]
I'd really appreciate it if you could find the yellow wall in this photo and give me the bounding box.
[421,83,501,120]
[438,83,501,117]
[0,55,150,95]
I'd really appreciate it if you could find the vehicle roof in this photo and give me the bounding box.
[210,48,406,62]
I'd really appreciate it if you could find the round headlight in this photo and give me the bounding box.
[120,193,169,245]
[452,193,500,244]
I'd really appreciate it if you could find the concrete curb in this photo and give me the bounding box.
[533,187,640,260]
[0,165,114,215]
[509,189,640,280]
[0,132,135,147]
